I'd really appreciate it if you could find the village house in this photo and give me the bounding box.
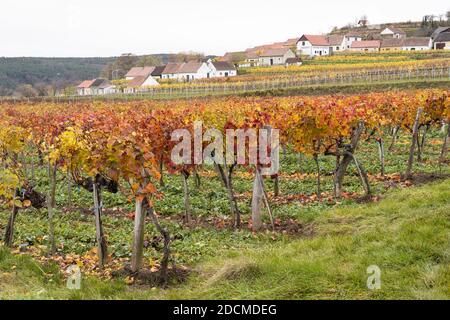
[174,61,211,81]
[380,27,406,39]
[238,51,261,68]
[77,78,116,96]
[206,60,237,77]
[431,27,450,41]
[258,48,296,66]
[297,35,330,57]
[350,40,381,52]
[285,57,303,66]
[380,38,404,51]
[77,80,95,96]
[402,37,432,51]
[123,75,159,94]
[434,33,450,50]
[161,63,184,80]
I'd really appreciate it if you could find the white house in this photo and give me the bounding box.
[207,60,237,78]
[380,27,406,39]
[77,79,116,96]
[434,33,450,50]
[402,37,432,51]
[297,35,330,57]
[97,82,117,95]
[350,40,380,52]
[161,63,184,80]
[174,61,211,82]
[124,75,160,94]
[258,48,296,66]
[77,80,95,96]
[161,61,212,82]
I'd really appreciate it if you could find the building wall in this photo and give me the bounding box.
[298,41,330,56]
[402,45,431,51]
[142,76,159,86]
[344,36,362,49]
[380,47,402,52]
[350,47,379,52]
[434,41,450,49]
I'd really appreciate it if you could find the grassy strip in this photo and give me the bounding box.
[1,179,449,299]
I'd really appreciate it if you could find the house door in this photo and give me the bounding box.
[225,72,229,77]
[270,59,274,66]
[186,75,190,82]
[436,43,445,50]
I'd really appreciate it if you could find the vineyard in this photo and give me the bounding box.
[0,89,449,299]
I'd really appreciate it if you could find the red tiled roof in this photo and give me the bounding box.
[351,40,380,48]
[259,48,291,57]
[127,76,147,87]
[77,79,95,89]
[300,35,329,46]
[381,38,404,48]
[162,63,183,74]
[125,67,155,78]
[404,37,431,47]
[177,61,204,74]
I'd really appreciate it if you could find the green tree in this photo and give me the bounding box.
[137,55,163,67]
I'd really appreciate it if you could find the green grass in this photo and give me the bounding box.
[1,179,449,299]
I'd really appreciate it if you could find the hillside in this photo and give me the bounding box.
[0,54,177,96]
[330,20,450,38]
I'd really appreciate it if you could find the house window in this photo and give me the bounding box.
[302,41,306,46]
[336,47,339,50]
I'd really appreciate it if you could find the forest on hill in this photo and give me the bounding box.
[0,54,180,97]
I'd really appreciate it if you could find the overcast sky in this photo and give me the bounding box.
[1,0,448,57]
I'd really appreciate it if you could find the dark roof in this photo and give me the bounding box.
[90,78,107,87]
[98,80,113,89]
[435,33,450,42]
[212,61,236,71]
[151,66,166,77]
[431,27,450,39]
[285,57,302,64]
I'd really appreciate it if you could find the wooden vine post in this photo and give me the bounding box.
[93,181,108,268]
[405,108,423,179]
[131,196,146,273]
